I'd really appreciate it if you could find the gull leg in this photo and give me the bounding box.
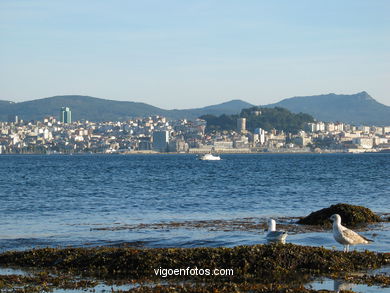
[343,245,346,252]
[347,245,349,252]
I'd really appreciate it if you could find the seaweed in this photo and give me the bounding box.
[0,244,388,281]
[297,203,382,228]
[0,273,98,292]
[0,243,389,292]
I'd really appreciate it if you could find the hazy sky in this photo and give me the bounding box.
[1,0,389,109]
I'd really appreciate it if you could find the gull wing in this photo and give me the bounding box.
[341,227,373,244]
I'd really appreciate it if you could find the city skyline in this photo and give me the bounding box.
[1,1,389,108]
[1,108,389,155]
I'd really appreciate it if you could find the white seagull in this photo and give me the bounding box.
[330,214,373,252]
[266,219,288,243]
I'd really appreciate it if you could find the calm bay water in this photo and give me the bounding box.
[0,154,389,252]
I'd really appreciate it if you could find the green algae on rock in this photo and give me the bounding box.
[0,273,98,292]
[0,244,388,282]
[297,203,382,228]
[0,244,389,292]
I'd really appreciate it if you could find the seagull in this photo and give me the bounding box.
[330,214,373,252]
[266,219,288,243]
[334,280,354,293]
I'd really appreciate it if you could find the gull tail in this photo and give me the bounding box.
[362,235,374,243]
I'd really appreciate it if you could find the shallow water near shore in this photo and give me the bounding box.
[306,278,390,293]
[0,153,389,252]
[0,267,136,292]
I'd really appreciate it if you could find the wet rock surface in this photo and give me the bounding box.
[0,244,389,292]
[90,217,328,234]
[1,244,388,279]
[297,203,382,228]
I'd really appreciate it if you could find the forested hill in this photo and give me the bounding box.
[200,107,314,134]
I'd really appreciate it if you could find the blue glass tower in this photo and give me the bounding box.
[60,107,72,124]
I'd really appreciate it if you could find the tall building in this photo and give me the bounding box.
[237,118,246,132]
[152,130,170,152]
[60,107,72,124]
[254,128,266,145]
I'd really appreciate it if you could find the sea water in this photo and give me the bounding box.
[0,153,389,252]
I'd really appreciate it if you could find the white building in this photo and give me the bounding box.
[352,137,373,149]
[254,128,266,145]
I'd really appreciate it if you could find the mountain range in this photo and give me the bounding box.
[0,95,253,122]
[264,91,390,125]
[0,92,389,125]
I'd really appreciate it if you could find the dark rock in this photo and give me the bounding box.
[297,203,381,228]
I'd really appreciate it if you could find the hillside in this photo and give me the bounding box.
[184,99,254,116]
[0,100,14,107]
[265,92,390,125]
[0,96,251,122]
[1,92,389,125]
[0,95,170,122]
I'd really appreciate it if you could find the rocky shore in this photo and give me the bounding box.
[1,204,388,292]
[0,243,389,292]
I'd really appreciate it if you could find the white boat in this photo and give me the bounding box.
[199,153,221,161]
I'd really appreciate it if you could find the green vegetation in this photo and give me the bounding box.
[200,107,314,133]
[199,114,238,132]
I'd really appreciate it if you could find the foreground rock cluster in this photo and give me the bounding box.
[0,243,389,292]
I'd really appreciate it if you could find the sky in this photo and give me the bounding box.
[1,0,389,109]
